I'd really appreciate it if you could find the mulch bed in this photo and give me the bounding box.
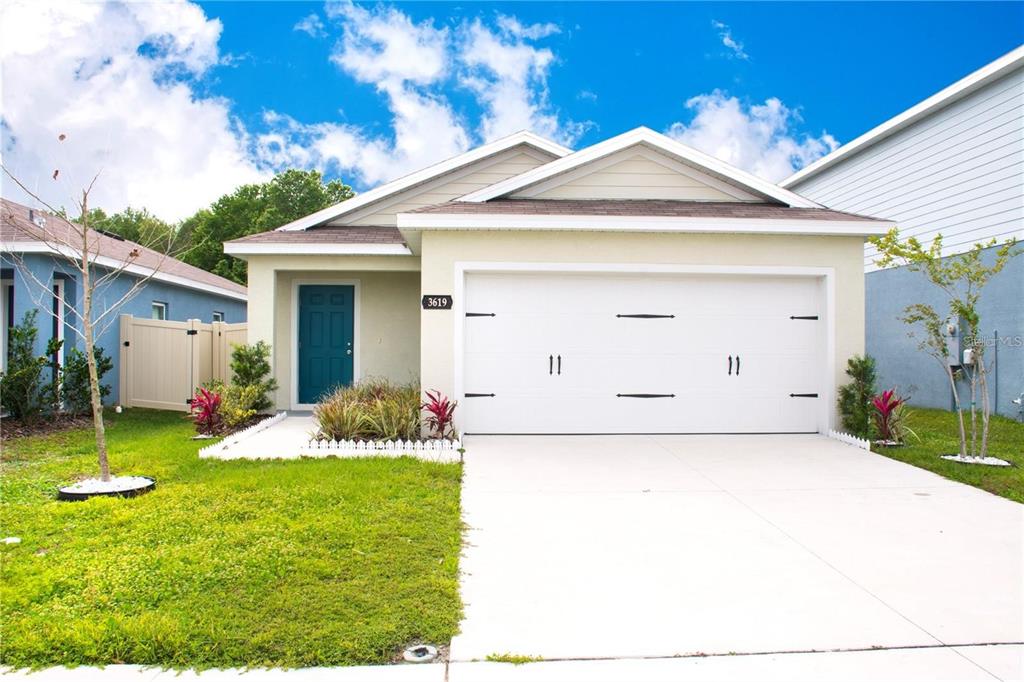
[194,414,272,440]
[1,415,95,442]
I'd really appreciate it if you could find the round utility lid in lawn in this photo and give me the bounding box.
[57,476,156,501]
[403,644,438,663]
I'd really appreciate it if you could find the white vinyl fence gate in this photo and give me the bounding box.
[118,314,247,411]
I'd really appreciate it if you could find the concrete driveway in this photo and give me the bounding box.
[451,435,1023,676]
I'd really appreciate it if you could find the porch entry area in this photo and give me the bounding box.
[297,284,355,405]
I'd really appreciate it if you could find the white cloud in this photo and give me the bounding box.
[264,3,583,188]
[293,13,325,38]
[711,20,749,61]
[0,0,583,220]
[306,2,468,185]
[495,15,561,40]
[577,89,598,103]
[0,0,268,221]
[460,17,579,144]
[666,90,838,182]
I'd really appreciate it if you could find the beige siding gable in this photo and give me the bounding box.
[337,148,556,227]
[513,147,761,202]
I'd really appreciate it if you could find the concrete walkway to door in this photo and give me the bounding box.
[452,434,1023,678]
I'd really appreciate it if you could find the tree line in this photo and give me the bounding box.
[73,169,354,284]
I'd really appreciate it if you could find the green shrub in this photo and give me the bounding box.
[0,310,54,421]
[315,378,421,441]
[838,354,877,439]
[61,346,113,415]
[204,380,262,430]
[230,341,277,412]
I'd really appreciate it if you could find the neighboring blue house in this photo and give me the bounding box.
[784,46,1023,418]
[1,197,247,404]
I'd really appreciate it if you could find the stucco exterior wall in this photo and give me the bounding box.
[245,254,421,409]
[866,244,1023,416]
[1,253,246,404]
[418,230,867,428]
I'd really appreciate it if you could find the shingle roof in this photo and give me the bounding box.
[227,225,406,245]
[1,198,246,296]
[407,199,888,222]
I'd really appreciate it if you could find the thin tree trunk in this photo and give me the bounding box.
[79,200,111,482]
[969,364,978,458]
[979,352,991,458]
[946,365,967,458]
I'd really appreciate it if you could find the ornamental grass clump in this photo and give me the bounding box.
[314,378,421,441]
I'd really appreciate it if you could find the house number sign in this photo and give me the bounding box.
[421,295,453,310]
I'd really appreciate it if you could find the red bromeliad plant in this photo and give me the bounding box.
[872,389,904,443]
[191,386,223,436]
[422,390,457,439]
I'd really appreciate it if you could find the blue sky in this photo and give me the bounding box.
[202,2,1022,148]
[2,1,1021,220]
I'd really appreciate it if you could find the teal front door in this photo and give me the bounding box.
[298,285,354,404]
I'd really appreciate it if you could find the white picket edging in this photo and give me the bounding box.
[301,438,463,463]
[198,411,288,459]
[828,429,871,451]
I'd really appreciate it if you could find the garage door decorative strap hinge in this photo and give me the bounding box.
[616,393,676,398]
[789,315,819,320]
[465,393,496,398]
[616,314,675,319]
[466,312,496,317]
[789,393,819,398]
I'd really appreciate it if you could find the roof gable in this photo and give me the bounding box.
[334,147,556,227]
[513,147,761,202]
[457,127,821,208]
[275,130,571,232]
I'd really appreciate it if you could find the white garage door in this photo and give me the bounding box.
[461,272,825,434]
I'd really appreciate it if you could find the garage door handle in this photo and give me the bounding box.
[736,355,740,376]
[789,393,819,398]
[549,355,553,375]
[557,355,562,375]
[728,355,732,375]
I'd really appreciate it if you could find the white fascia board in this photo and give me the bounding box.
[456,127,822,208]
[273,131,572,232]
[396,212,894,236]
[2,241,247,301]
[783,45,1024,188]
[223,242,413,256]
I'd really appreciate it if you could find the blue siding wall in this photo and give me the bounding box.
[2,253,246,404]
[866,244,1023,417]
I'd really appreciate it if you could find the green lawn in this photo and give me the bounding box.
[0,409,463,669]
[874,407,1024,503]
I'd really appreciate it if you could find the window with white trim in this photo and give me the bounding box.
[212,311,225,322]
[1,279,12,373]
[52,279,65,370]
[151,301,167,320]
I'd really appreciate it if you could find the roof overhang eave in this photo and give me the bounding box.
[396,212,894,237]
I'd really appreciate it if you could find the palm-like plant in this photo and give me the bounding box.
[191,387,223,436]
[872,389,917,444]
[422,390,457,439]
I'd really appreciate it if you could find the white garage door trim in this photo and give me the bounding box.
[453,262,836,434]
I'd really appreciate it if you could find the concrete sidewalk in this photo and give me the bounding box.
[4,645,1022,681]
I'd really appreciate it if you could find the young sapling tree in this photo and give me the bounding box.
[2,133,176,487]
[870,229,1019,459]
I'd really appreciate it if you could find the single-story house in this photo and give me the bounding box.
[783,45,1023,416]
[1,197,247,405]
[225,127,893,434]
